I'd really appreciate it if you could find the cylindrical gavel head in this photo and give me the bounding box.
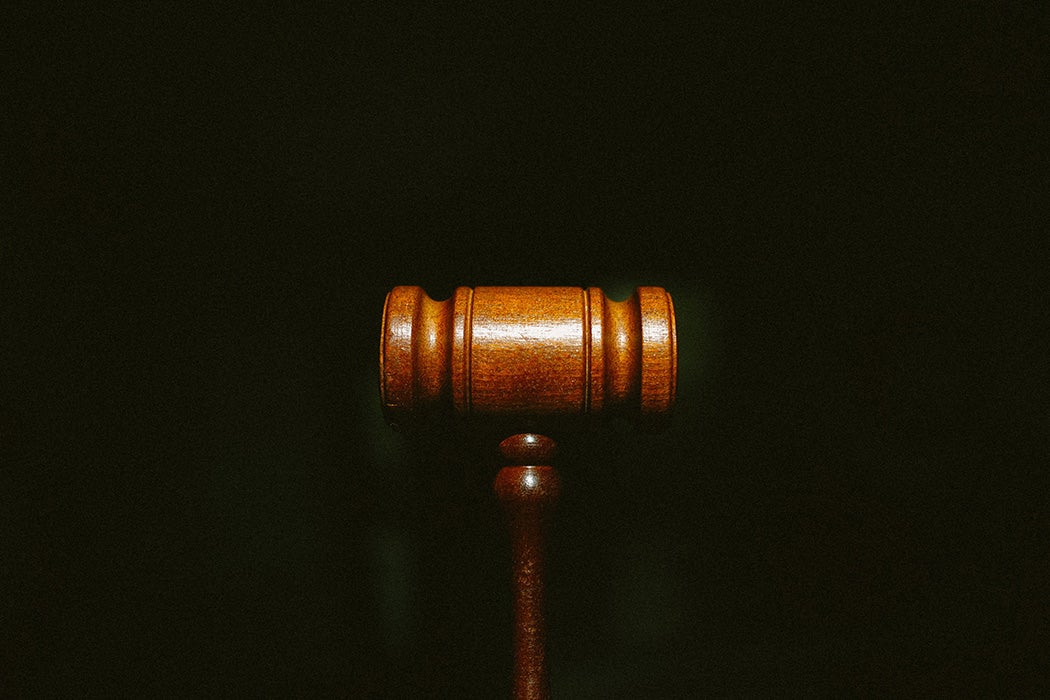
[380,286,676,429]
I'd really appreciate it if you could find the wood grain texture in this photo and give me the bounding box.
[496,434,560,700]
[378,288,677,698]
[380,286,677,427]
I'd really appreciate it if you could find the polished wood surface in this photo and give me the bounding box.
[496,434,560,700]
[380,286,676,427]
[379,285,677,698]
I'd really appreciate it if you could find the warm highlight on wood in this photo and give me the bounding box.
[380,286,677,426]
[496,434,560,700]
[378,285,677,698]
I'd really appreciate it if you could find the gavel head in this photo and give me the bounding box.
[380,286,677,431]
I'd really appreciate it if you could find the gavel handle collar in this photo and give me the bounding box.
[496,435,561,700]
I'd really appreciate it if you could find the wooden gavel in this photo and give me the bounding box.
[380,286,677,698]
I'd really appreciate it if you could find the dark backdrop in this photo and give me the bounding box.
[9,5,1043,697]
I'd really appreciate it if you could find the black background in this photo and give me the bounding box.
[9,4,1045,697]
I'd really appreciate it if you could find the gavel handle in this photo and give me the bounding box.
[495,463,560,700]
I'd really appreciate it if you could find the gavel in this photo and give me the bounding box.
[380,286,677,698]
